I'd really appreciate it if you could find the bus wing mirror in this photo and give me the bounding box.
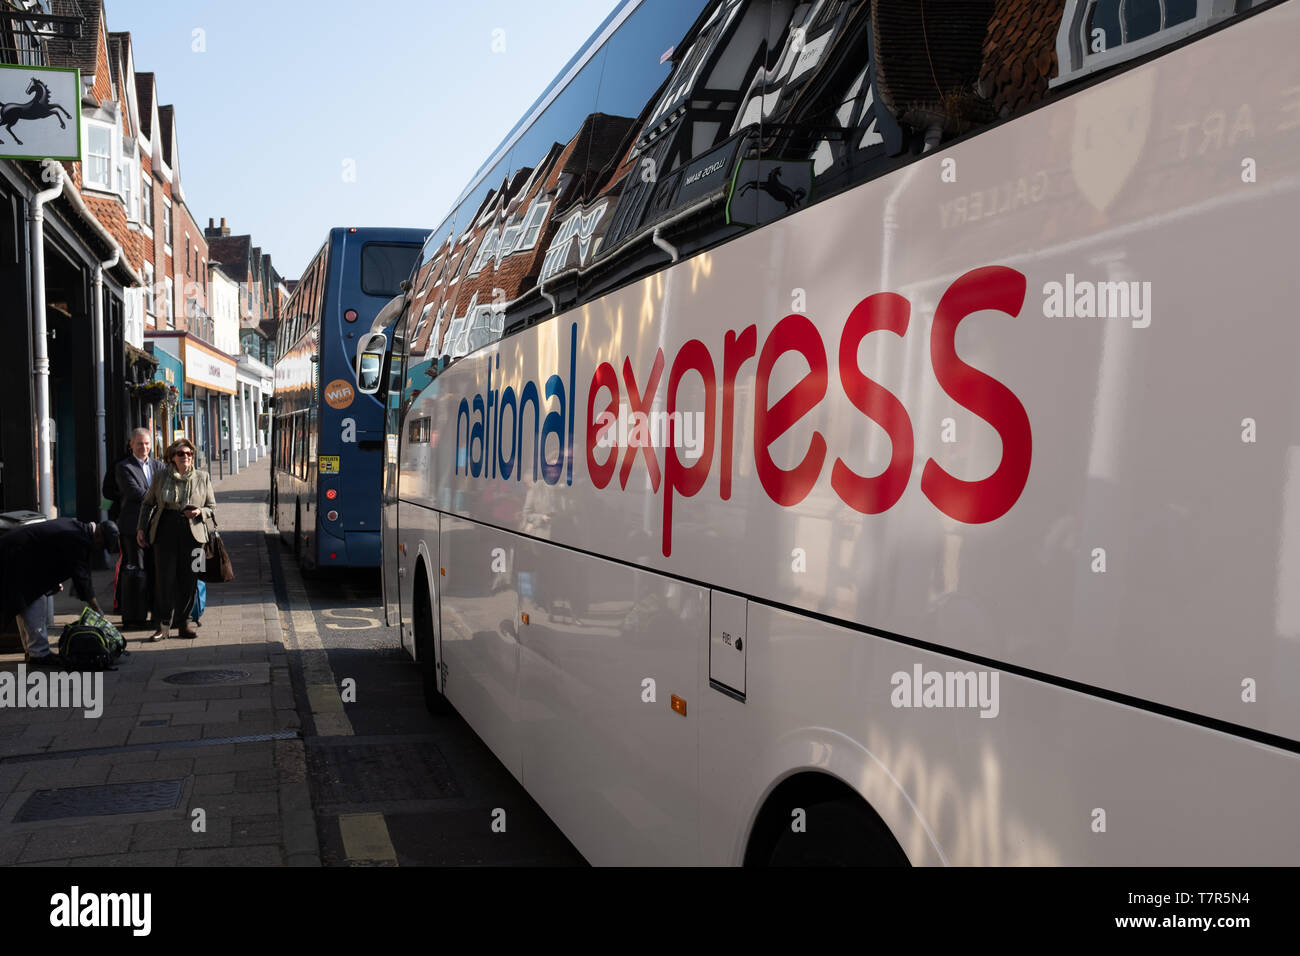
[356,333,387,394]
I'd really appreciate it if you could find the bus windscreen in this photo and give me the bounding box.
[361,243,421,297]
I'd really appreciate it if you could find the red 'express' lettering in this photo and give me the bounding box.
[921,266,1032,523]
[585,266,1033,556]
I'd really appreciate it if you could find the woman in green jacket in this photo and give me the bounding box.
[137,437,216,640]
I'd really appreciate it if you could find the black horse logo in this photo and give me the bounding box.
[737,166,807,211]
[1,78,73,146]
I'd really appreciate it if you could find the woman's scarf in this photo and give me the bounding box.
[161,466,198,509]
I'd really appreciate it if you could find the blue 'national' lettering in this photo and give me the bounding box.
[456,323,577,486]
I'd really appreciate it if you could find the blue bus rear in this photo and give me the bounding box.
[273,227,428,569]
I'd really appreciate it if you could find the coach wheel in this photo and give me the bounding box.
[746,775,910,867]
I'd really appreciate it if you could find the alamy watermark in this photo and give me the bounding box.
[890,664,999,718]
[594,406,707,456]
[0,665,102,718]
[1042,273,1151,328]
[50,886,151,935]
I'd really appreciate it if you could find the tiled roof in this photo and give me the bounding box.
[158,104,174,165]
[106,32,122,85]
[135,72,154,138]
[46,0,99,76]
[979,0,1065,118]
[208,235,251,281]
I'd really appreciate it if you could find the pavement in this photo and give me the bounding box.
[0,456,318,866]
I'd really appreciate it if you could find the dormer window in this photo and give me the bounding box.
[85,123,113,190]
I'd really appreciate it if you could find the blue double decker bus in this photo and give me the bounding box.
[272,227,428,570]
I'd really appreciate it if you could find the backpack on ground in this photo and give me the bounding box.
[77,607,128,658]
[58,624,117,671]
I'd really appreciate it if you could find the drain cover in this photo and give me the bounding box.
[163,669,251,685]
[15,780,184,822]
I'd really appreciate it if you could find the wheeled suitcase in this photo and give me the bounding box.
[121,563,151,628]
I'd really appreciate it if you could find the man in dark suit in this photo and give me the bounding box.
[115,427,158,626]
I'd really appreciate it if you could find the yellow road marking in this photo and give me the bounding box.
[338,812,397,863]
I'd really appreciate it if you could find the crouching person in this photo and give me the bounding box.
[0,518,121,665]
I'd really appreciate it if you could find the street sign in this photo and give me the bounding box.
[0,65,81,162]
[181,399,195,416]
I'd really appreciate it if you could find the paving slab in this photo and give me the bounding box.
[0,459,318,867]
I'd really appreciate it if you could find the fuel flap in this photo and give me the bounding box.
[710,590,747,698]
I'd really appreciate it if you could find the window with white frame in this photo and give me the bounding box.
[143,261,155,316]
[468,228,500,275]
[85,124,113,190]
[412,302,435,344]
[123,157,137,221]
[1052,0,1247,87]
[163,201,173,251]
[141,175,153,229]
[498,222,522,261]
[165,276,174,328]
[518,198,551,250]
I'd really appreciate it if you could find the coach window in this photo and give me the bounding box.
[438,150,515,361]
[735,0,912,224]
[496,39,606,330]
[572,0,707,303]
[361,243,422,297]
[586,0,776,269]
[406,214,457,400]
[1052,0,1247,87]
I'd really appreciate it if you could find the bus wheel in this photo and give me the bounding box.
[414,567,451,716]
[745,774,909,867]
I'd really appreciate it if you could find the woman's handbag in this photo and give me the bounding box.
[200,520,235,583]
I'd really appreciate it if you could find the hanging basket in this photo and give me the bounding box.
[129,381,179,408]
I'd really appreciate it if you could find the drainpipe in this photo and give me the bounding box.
[651,224,679,263]
[28,166,64,518]
[93,246,120,521]
[538,277,558,316]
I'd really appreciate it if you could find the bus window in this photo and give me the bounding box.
[737,0,910,223]
[437,149,517,362]
[361,243,421,297]
[495,41,607,326]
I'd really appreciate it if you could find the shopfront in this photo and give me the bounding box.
[145,332,237,474]
[145,342,185,451]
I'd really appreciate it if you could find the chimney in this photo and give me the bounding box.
[208,217,214,229]
[220,217,229,236]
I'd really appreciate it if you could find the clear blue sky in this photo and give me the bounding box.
[106,0,621,279]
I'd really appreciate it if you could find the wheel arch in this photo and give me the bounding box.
[736,728,945,866]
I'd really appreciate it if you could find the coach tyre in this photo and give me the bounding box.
[747,775,909,866]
